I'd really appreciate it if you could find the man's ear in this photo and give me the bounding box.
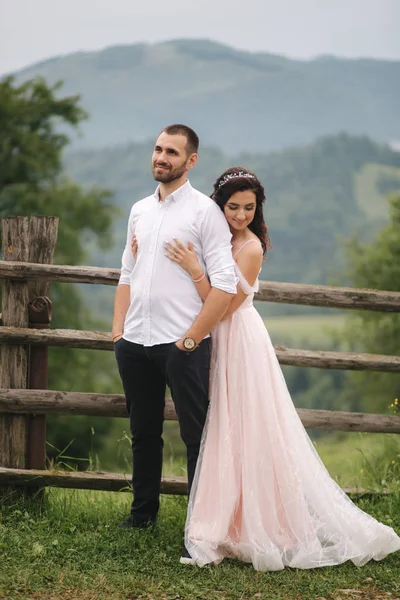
[187,153,198,170]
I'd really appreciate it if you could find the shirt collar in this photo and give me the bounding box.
[154,179,192,203]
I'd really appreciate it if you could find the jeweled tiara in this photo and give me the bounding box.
[217,171,256,189]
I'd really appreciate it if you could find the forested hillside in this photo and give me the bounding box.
[65,133,400,289]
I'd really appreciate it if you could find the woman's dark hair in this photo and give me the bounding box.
[211,167,270,255]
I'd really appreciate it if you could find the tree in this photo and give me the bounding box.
[0,76,116,260]
[338,194,400,413]
[0,76,121,464]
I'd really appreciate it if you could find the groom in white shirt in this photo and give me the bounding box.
[112,124,236,545]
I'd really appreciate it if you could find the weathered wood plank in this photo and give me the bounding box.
[0,218,29,471]
[0,261,120,286]
[1,261,400,312]
[0,389,176,420]
[0,467,387,498]
[27,216,59,473]
[27,216,59,298]
[1,389,400,433]
[257,281,400,312]
[274,345,400,372]
[0,327,399,372]
[0,467,187,495]
[296,408,400,433]
[0,326,112,349]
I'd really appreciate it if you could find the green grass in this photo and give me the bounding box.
[98,427,400,488]
[262,313,347,347]
[354,163,400,220]
[1,487,399,600]
[314,432,400,488]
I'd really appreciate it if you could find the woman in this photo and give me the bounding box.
[132,167,400,570]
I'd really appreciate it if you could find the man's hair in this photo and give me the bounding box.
[161,124,199,155]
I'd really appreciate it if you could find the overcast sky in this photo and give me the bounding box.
[1,0,399,75]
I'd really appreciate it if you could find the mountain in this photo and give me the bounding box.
[15,39,400,153]
[65,133,400,305]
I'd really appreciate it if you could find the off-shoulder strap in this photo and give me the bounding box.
[235,264,260,294]
[233,238,260,258]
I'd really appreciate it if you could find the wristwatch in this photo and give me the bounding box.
[183,336,197,351]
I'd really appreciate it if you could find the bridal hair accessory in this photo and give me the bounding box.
[217,171,256,189]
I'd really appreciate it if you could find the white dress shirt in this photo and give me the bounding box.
[119,180,237,346]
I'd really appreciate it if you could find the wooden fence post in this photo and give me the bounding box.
[0,216,58,498]
[0,217,30,488]
[26,216,58,471]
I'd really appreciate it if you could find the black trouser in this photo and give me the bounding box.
[114,338,211,524]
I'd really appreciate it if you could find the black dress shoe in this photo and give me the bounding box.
[119,515,155,529]
[180,545,195,565]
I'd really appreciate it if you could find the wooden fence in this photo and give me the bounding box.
[1,216,400,499]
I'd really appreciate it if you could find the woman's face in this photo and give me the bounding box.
[223,190,257,232]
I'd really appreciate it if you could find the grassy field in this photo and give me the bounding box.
[262,313,347,347]
[313,432,400,488]
[1,434,399,600]
[163,431,400,492]
[354,163,400,220]
[1,487,399,600]
[99,429,400,489]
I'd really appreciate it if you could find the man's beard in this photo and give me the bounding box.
[152,162,187,184]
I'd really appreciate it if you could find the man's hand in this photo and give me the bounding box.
[175,338,185,350]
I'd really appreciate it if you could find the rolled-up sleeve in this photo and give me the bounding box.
[200,203,237,294]
[118,207,136,285]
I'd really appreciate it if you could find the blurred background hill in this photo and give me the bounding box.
[15,39,400,153]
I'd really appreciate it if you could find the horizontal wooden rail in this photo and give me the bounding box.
[0,261,120,286]
[0,467,187,495]
[274,346,400,372]
[1,261,400,311]
[256,281,400,312]
[1,389,400,432]
[0,467,388,498]
[1,326,399,372]
[0,390,174,421]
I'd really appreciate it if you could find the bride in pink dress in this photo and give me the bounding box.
[163,167,400,570]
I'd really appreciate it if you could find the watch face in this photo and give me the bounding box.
[183,337,196,350]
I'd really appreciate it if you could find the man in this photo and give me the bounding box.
[112,124,236,560]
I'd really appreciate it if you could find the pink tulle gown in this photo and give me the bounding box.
[185,239,400,570]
